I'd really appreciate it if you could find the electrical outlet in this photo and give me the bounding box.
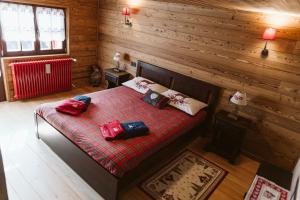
[131,61,137,67]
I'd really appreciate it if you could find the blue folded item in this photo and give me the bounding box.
[121,121,149,139]
[73,95,91,106]
[73,96,91,112]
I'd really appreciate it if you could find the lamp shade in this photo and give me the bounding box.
[113,52,121,62]
[262,28,276,40]
[122,7,130,16]
[230,91,247,106]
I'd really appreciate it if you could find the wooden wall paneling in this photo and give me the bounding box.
[98,12,296,54]
[99,27,299,91]
[98,8,300,69]
[100,0,300,36]
[98,0,300,170]
[98,13,300,76]
[1,0,99,101]
[99,10,298,47]
[295,41,300,54]
[98,6,300,59]
[99,36,300,109]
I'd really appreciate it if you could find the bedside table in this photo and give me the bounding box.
[205,110,252,164]
[104,68,130,89]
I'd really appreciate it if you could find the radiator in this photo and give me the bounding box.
[11,58,73,100]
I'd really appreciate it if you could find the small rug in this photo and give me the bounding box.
[244,175,289,200]
[140,150,227,200]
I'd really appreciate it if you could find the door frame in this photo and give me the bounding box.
[0,60,6,102]
[0,25,6,102]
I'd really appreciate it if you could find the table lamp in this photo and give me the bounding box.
[229,91,247,120]
[113,52,121,71]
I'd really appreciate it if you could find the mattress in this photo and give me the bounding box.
[36,86,206,177]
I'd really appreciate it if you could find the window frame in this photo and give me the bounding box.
[0,1,67,57]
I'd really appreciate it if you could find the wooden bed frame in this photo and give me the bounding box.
[35,61,220,200]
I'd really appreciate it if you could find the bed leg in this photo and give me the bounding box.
[116,189,120,200]
[34,113,40,139]
[110,184,119,200]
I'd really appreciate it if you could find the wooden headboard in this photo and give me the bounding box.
[136,61,220,107]
[136,61,221,126]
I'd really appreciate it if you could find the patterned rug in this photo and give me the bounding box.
[140,150,227,200]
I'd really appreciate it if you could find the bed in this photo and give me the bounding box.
[35,61,220,200]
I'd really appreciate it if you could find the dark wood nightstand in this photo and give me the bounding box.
[104,68,130,89]
[205,110,252,164]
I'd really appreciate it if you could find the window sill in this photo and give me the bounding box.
[1,53,70,60]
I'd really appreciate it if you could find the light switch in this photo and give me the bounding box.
[45,64,51,74]
[131,61,137,67]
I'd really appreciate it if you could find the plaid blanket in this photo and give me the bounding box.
[36,86,206,177]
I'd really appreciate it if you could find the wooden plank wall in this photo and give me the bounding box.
[1,0,98,101]
[98,0,300,170]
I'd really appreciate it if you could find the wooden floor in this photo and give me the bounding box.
[0,86,259,200]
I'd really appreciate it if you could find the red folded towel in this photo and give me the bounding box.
[99,120,125,141]
[56,99,87,116]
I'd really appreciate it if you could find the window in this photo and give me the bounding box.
[0,2,66,56]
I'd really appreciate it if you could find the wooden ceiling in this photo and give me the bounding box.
[155,0,300,15]
[208,0,300,15]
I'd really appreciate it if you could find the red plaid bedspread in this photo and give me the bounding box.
[36,86,206,177]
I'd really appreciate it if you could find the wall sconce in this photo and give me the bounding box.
[122,7,132,27]
[261,28,276,57]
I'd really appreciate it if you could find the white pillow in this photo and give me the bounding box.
[122,77,168,94]
[161,89,207,116]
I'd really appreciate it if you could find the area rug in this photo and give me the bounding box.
[244,175,289,200]
[140,150,227,200]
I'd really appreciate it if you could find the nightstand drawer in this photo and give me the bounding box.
[104,68,130,89]
[213,120,245,158]
[105,73,118,85]
[215,119,246,138]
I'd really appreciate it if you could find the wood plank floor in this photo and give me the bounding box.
[0,86,259,200]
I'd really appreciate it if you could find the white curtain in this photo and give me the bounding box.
[0,2,35,42]
[36,7,65,42]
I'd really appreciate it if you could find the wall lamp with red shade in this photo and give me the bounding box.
[261,28,276,57]
[122,7,132,27]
